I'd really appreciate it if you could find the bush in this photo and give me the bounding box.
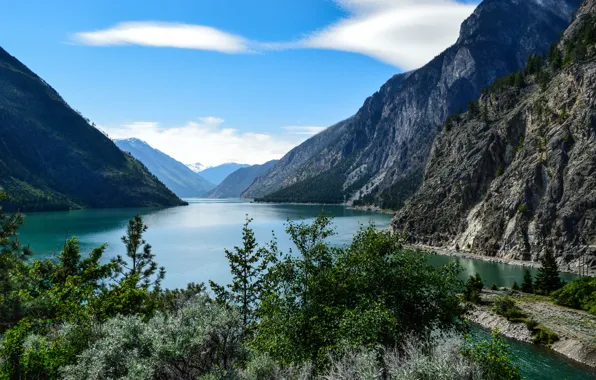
[61,297,244,380]
[491,283,499,291]
[525,319,539,333]
[463,274,484,303]
[552,277,596,315]
[493,297,526,321]
[531,327,559,345]
[462,330,522,380]
[512,281,520,291]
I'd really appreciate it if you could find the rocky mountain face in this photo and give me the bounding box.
[199,163,250,186]
[393,0,596,267]
[208,160,278,199]
[244,0,582,208]
[0,47,185,212]
[114,138,215,198]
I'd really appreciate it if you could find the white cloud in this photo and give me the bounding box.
[74,22,250,53]
[72,1,476,69]
[283,126,327,135]
[101,118,305,167]
[299,0,477,70]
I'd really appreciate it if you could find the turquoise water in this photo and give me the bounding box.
[16,199,594,379]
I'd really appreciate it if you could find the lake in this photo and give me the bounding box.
[17,199,595,379]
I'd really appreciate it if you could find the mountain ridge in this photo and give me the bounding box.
[114,138,215,198]
[0,47,185,212]
[208,160,279,199]
[243,0,582,209]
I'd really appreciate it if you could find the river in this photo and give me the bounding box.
[16,199,595,379]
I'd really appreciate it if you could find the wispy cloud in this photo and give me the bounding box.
[72,1,476,69]
[299,0,477,69]
[74,21,250,53]
[100,118,306,167]
[283,126,327,135]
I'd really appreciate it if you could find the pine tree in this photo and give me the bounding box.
[115,214,165,290]
[520,269,534,293]
[514,71,525,88]
[534,250,562,295]
[210,216,277,330]
[512,281,520,291]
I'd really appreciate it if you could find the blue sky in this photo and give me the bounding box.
[1,0,477,166]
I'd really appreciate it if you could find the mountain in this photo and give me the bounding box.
[114,138,215,198]
[198,163,250,185]
[393,0,596,267]
[0,47,185,212]
[187,162,209,173]
[243,0,581,208]
[208,160,279,199]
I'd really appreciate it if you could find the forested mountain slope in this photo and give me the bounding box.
[0,48,185,211]
[115,138,214,198]
[208,160,278,198]
[244,0,581,208]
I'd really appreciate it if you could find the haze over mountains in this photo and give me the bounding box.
[197,163,250,186]
[208,160,278,199]
[0,47,184,212]
[114,138,215,198]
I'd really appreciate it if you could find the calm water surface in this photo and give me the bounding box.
[17,199,594,379]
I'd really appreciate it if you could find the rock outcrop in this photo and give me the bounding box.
[244,0,581,209]
[393,0,596,266]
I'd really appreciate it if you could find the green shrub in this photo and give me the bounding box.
[490,283,498,290]
[552,277,596,315]
[493,297,526,321]
[462,330,522,380]
[532,327,559,345]
[512,281,520,291]
[525,319,539,333]
[463,274,484,303]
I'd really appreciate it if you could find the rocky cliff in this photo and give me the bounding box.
[0,47,185,211]
[393,0,596,267]
[244,0,581,208]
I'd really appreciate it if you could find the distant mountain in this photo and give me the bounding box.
[198,163,250,185]
[114,138,215,198]
[0,47,185,212]
[186,162,209,173]
[243,0,581,208]
[208,160,279,199]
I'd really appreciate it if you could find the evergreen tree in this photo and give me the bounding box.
[114,214,165,290]
[534,250,562,295]
[520,269,534,293]
[463,273,484,303]
[210,216,277,330]
[514,71,525,88]
[482,101,489,123]
[512,281,520,291]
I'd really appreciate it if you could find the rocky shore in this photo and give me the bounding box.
[469,290,596,368]
[409,244,596,277]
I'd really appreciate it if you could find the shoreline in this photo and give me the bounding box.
[408,243,596,277]
[469,290,596,369]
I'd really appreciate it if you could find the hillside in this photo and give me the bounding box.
[198,163,249,185]
[0,47,185,212]
[393,0,596,267]
[114,139,215,198]
[244,0,581,208]
[209,160,278,199]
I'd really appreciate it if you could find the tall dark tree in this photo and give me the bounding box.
[520,269,534,293]
[534,250,562,295]
[210,216,277,330]
[0,192,31,331]
[114,214,165,290]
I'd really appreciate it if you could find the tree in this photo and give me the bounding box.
[463,330,522,380]
[511,281,520,291]
[482,101,489,123]
[534,250,562,295]
[463,273,484,303]
[114,214,165,291]
[520,269,534,293]
[254,216,465,369]
[0,192,31,332]
[514,71,525,88]
[210,216,278,331]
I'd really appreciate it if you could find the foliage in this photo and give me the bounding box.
[209,216,278,332]
[520,270,534,293]
[252,215,465,369]
[552,277,596,315]
[531,327,559,345]
[492,297,526,321]
[462,330,522,380]
[61,297,244,380]
[534,250,562,295]
[511,281,520,291]
[463,273,484,304]
[491,283,499,291]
